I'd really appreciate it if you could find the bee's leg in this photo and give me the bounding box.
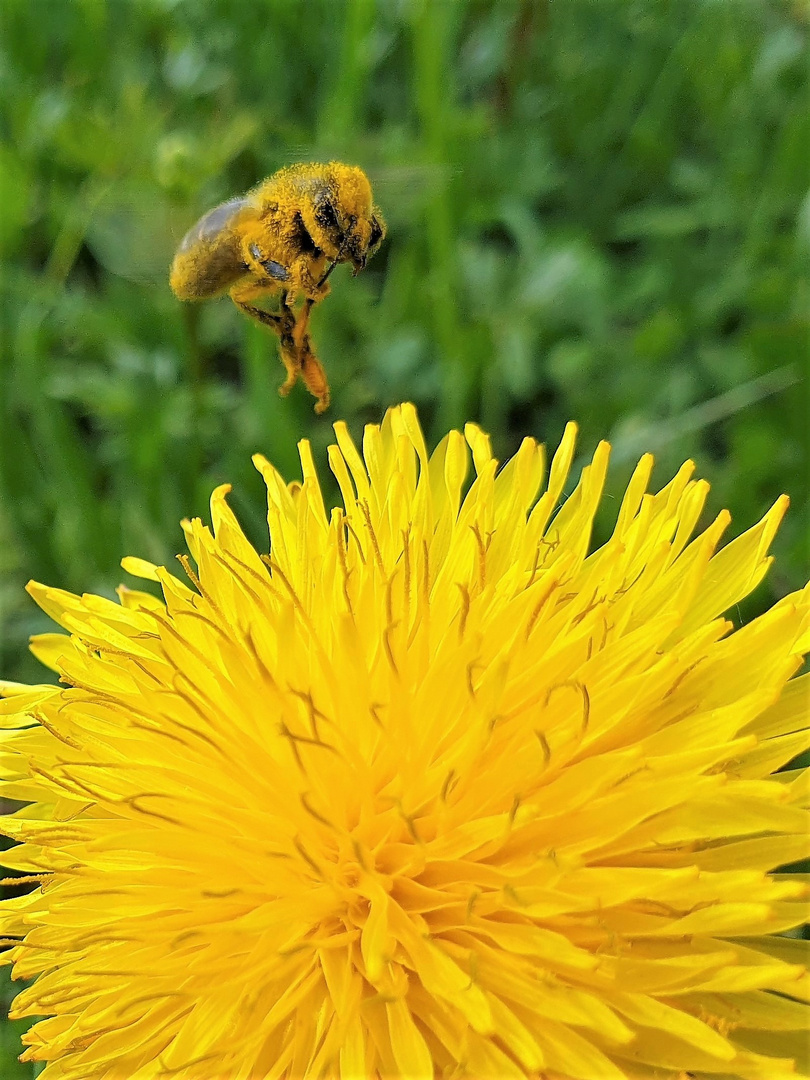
[274,290,302,398]
[300,340,330,415]
[295,297,315,335]
[230,284,302,398]
[287,254,332,302]
[230,279,285,334]
[231,299,283,335]
[294,301,330,414]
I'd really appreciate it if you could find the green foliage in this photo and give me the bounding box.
[0,967,41,1079]
[0,2,808,1068]
[2,0,808,692]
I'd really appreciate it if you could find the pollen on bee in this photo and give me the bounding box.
[170,162,386,413]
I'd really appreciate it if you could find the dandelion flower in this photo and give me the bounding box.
[1,403,809,1080]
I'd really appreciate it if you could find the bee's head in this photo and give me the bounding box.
[307,164,386,274]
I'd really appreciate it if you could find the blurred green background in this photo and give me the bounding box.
[0,0,808,1071]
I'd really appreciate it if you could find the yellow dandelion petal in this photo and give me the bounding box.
[1,403,808,1080]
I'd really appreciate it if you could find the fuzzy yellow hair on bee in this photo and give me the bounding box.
[170,162,386,414]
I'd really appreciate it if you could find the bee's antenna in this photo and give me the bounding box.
[317,229,354,288]
[316,260,338,288]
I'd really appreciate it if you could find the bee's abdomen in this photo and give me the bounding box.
[170,198,250,300]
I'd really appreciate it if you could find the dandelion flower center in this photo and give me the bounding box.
[1,404,808,1080]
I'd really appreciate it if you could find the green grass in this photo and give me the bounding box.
[0,968,42,1079]
[0,0,808,1070]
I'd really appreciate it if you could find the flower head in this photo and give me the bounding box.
[1,404,808,1080]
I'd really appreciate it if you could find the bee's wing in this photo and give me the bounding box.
[176,197,249,254]
[367,163,461,216]
[171,196,255,300]
[85,185,178,286]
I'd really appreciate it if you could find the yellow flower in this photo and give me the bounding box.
[1,403,809,1080]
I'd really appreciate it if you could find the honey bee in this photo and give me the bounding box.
[170,162,386,413]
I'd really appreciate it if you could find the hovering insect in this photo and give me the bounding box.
[170,162,386,413]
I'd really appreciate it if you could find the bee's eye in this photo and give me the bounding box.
[315,199,340,232]
[369,215,384,248]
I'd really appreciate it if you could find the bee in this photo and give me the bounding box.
[170,162,386,413]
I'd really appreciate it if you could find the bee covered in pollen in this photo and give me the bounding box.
[170,162,386,413]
